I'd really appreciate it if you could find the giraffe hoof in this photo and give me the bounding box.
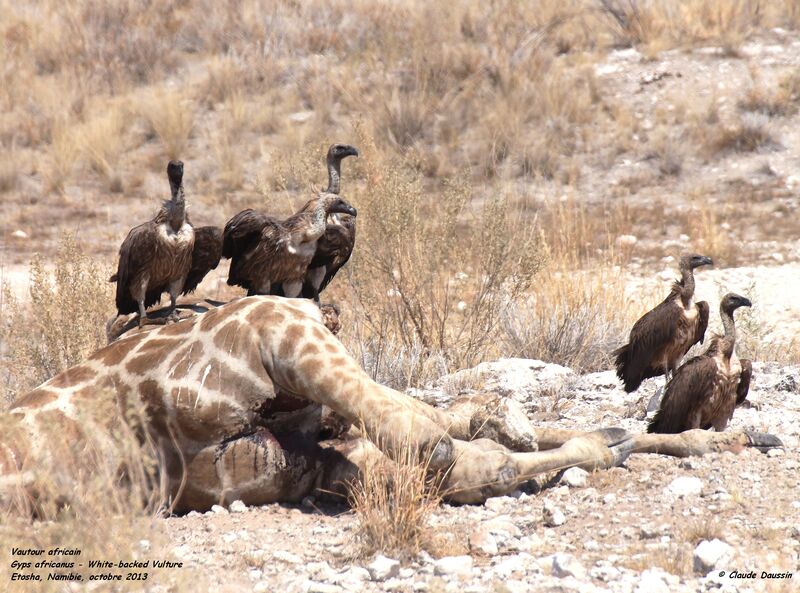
[744,431,783,452]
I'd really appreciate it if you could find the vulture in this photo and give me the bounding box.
[613,253,713,393]
[300,143,359,302]
[648,293,753,434]
[222,192,357,297]
[182,224,223,295]
[111,161,195,325]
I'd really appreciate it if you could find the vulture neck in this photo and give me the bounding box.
[677,263,696,306]
[325,156,342,194]
[166,181,187,232]
[719,308,737,359]
[309,198,330,238]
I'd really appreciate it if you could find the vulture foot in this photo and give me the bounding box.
[744,431,783,453]
[646,387,664,415]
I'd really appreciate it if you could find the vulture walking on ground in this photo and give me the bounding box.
[614,253,713,393]
[648,293,753,434]
[110,161,195,325]
[222,192,357,297]
[300,143,359,302]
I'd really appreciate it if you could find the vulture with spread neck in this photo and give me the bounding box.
[222,191,357,297]
[110,161,195,325]
[301,143,359,301]
[648,293,753,433]
[613,253,712,392]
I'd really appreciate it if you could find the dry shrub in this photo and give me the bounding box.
[347,436,443,560]
[0,148,20,193]
[680,517,725,545]
[141,89,195,161]
[79,103,129,191]
[705,112,779,156]
[345,137,542,376]
[1,235,114,400]
[44,119,80,193]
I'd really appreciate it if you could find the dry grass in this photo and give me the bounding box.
[78,102,129,192]
[1,235,114,401]
[347,435,444,560]
[141,89,195,162]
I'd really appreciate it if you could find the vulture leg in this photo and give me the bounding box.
[133,276,149,327]
[167,277,185,321]
[281,281,303,298]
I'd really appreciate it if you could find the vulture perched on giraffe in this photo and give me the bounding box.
[222,190,357,297]
[613,253,713,393]
[301,143,359,302]
[110,160,195,325]
[648,293,753,434]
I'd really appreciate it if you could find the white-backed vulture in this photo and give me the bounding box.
[110,161,195,325]
[648,293,753,433]
[300,143,359,301]
[614,253,713,393]
[222,193,357,297]
[182,224,223,295]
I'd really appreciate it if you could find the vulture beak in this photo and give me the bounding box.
[738,296,752,308]
[345,146,359,158]
[699,256,713,267]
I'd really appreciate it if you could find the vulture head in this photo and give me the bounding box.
[720,292,752,315]
[681,253,713,270]
[167,160,184,186]
[327,144,359,163]
[322,194,358,217]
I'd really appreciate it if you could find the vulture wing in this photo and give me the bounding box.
[736,359,752,407]
[647,355,718,434]
[694,300,710,345]
[222,209,271,259]
[113,222,159,315]
[182,225,223,295]
[613,298,682,392]
[302,216,356,298]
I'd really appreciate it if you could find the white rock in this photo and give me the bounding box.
[288,110,314,123]
[693,539,733,573]
[222,532,237,544]
[561,467,589,488]
[634,569,671,593]
[307,583,342,593]
[11,230,27,239]
[229,499,247,513]
[210,504,228,514]
[367,555,400,581]
[615,234,638,248]
[333,567,370,584]
[665,476,704,497]
[248,569,263,581]
[433,555,473,577]
[590,562,620,582]
[484,496,514,512]
[543,500,567,527]
[468,527,498,555]
[253,582,271,593]
[494,554,530,577]
[767,448,784,457]
[551,553,586,579]
[273,550,303,565]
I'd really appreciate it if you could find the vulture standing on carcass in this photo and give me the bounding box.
[222,192,357,297]
[613,253,713,393]
[300,143,359,302]
[648,292,753,433]
[110,161,195,325]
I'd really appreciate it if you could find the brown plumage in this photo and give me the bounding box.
[222,193,357,297]
[182,225,223,294]
[648,293,753,433]
[110,161,195,324]
[301,144,359,301]
[613,253,712,393]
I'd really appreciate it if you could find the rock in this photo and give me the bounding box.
[367,555,400,581]
[288,110,314,123]
[551,553,586,579]
[634,569,671,593]
[229,499,247,513]
[273,550,303,565]
[484,496,514,512]
[468,526,498,554]
[767,448,784,457]
[560,467,589,488]
[307,583,342,593]
[248,569,262,581]
[334,567,370,584]
[253,583,271,593]
[543,500,566,527]
[665,476,703,497]
[210,504,228,514]
[433,555,473,577]
[590,561,620,582]
[615,234,638,249]
[494,553,530,577]
[693,539,733,573]
[11,230,28,239]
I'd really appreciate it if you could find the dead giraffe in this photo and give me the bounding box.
[2,297,781,512]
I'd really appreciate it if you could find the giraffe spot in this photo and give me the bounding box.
[199,299,252,332]
[213,320,254,351]
[297,358,321,382]
[172,388,246,443]
[127,350,166,376]
[311,326,327,341]
[9,388,58,409]
[46,365,94,389]
[167,341,205,380]
[91,334,147,366]
[194,360,267,404]
[299,342,321,358]
[34,411,85,444]
[329,356,348,367]
[139,380,169,434]
[278,324,306,359]
[159,318,197,336]
[138,337,181,354]
[324,342,339,354]
[247,306,285,327]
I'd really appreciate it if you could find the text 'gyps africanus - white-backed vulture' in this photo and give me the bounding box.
[110,161,195,325]
[301,143,359,302]
[648,293,753,434]
[222,193,357,297]
[613,253,713,393]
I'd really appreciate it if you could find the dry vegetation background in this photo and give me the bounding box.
[2,1,800,588]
